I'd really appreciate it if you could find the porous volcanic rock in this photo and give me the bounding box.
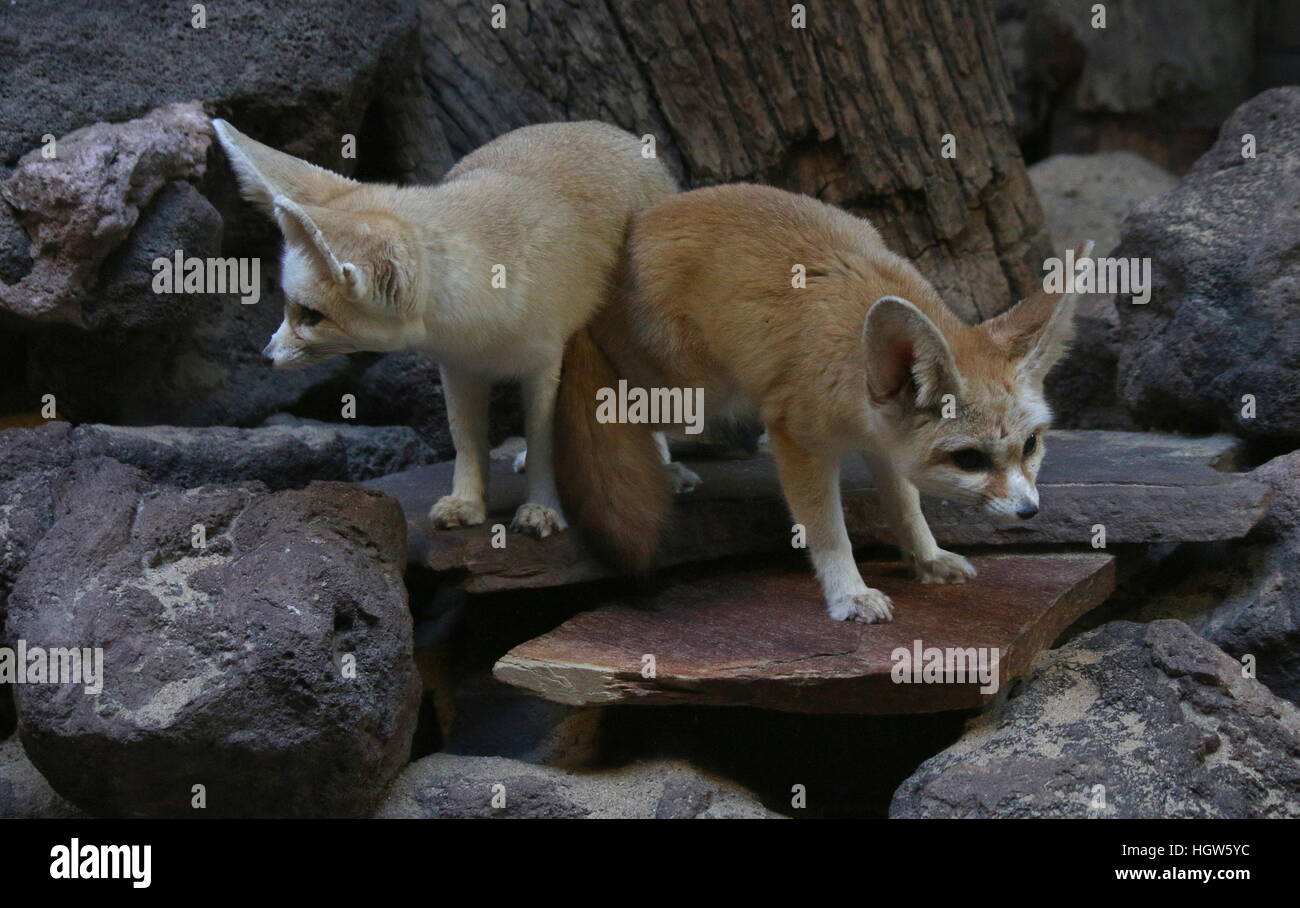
[1115,88,1300,439]
[890,620,1300,818]
[376,753,780,819]
[6,458,419,818]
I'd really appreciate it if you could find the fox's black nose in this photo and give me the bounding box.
[1016,504,1039,520]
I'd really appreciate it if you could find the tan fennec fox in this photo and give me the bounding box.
[559,184,1086,622]
[211,119,678,540]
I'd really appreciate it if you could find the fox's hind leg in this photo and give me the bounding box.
[430,365,491,529]
[768,427,893,623]
[866,453,975,584]
[512,358,568,538]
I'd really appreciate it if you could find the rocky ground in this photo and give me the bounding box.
[1,1,1297,818]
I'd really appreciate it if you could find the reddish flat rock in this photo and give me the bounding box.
[364,431,1264,593]
[493,553,1116,715]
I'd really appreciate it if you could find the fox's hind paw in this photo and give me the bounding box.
[510,502,567,538]
[912,549,976,584]
[665,461,701,493]
[827,588,894,623]
[429,495,486,529]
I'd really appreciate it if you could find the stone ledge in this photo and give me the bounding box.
[493,553,1116,715]
[365,431,1264,593]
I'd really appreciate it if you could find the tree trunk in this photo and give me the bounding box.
[383,0,1049,321]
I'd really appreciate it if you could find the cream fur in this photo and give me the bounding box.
[213,119,678,538]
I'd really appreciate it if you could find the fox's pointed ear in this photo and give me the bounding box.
[273,196,346,285]
[212,119,356,216]
[863,296,963,409]
[985,240,1094,383]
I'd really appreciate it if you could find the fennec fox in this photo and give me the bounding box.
[212,120,676,539]
[563,184,1083,622]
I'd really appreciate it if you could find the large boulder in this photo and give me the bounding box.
[6,459,420,817]
[70,421,438,490]
[376,753,780,819]
[1115,87,1300,438]
[1134,450,1300,704]
[0,421,435,632]
[890,620,1300,818]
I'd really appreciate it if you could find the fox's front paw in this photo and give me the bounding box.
[429,495,486,529]
[510,502,567,538]
[665,461,701,494]
[911,549,976,584]
[512,450,527,474]
[826,588,894,623]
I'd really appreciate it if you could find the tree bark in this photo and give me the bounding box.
[383,0,1049,321]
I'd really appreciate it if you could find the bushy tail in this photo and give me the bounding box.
[554,328,672,573]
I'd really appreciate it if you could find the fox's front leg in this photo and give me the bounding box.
[769,428,892,623]
[866,453,975,584]
[512,359,568,538]
[429,365,491,529]
[654,431,701,493]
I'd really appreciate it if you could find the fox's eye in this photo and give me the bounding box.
[951,448,989,471]
[297,305,325,327]
[1023,434,1038,457]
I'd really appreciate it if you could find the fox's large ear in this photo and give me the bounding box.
[273,196,346,285]
[863,296,963,409]
[212,119,356,216]
[984,240,1094,383]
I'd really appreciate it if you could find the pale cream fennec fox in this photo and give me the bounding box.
[212,119,678,539]
[560,184,1086,622]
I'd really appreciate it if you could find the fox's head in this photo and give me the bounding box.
[212,119,423,369]
[863,283,1082,520]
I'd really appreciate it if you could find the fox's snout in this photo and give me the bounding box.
[1016,502,1039,519]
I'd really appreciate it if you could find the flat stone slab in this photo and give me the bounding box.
[364,431,1265,593]
[493,553,1116,715]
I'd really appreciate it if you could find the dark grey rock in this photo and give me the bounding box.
[0,0,416,176]
[69,422,438,490]
[1115,87,1300,438]
[1136,450,1300,704]
[0,103,212,326]
[890,620,1300,818]
[0,423,74,639]
[1045,293,1139,430]
[11,125,345,428]
[0,683,13,741]
[0,421,434,638]
[376,754,779,819]
[7,459,419,817]
[0,738,81,819]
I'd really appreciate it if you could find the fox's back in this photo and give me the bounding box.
[446,121,676,226]
[619,184,949,434]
